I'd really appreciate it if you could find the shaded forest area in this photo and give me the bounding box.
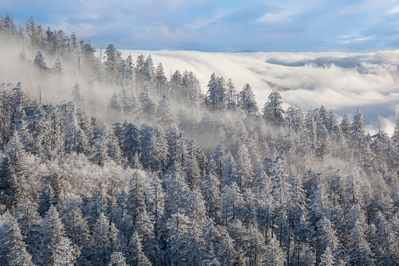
[1,15,399,265]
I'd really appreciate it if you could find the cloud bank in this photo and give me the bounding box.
[121,49,399,134]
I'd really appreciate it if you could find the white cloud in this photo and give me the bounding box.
[388,5,399,14]
[258,9,296,23]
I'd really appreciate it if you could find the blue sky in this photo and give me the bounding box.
[3,0,399,52]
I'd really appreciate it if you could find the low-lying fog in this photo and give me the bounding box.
[122,49,399,134]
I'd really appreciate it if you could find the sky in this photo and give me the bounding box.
[2,0,399,52]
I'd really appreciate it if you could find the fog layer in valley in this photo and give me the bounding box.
[122,49,399,134]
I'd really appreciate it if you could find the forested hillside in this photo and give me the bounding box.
[1,15,399,266]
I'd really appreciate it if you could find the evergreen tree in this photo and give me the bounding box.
[239,84,258,115]
[33,50,49,70]
[167,212,190,265]
[200,173,221,220]
[263,237,285,266]
[3,217,34,266]
[108,252,128,266]
[156,95,174,126]
[14,199,42,258]
[235,144,253,190]
[40,206,67,265]
[53,236,77,266]
[263,91,285,127]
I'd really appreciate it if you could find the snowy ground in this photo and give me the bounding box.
[122,49,399,134]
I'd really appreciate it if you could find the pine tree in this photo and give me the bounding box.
[236,144,253,190]
[263,236,285,266]
[320,246,335,266]
[63,207,91,265]
[167,212,191,265]
[220,183,245,225]
[1,133,28,207]
[348,220,374,265]
[108,252,128,266]
[340,114,352,140]
[239,84,258,115]
[14,199,42,258]
[185,220,206,265]
[33,50,49,70]
[156,95,174,126]
[263,91,285,127]
[91,212,120,266]
[121,122,141,163]
[127,231,152,266]
[53,56,64,74]
[245,225,267,266]
[40,205,67,265]
[53,236,77,266]
[218,233,237,265]
[3,217,34,266]
[200,173,221,220]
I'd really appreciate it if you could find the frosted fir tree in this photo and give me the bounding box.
[263,91,285,127]
[208,144,227,179]
[107,93,123,114]
[245,225,267,266]
[156,95,174,127]
[227,219,247,255]
[10,82,31,111]
[320,246,335,266]
[167,212,191,266]
[141,125,168,172]
[121,122,141,163]
[155,63,168,96]
[185,220,206,265]
[91,212,121,266]
[340,114,352,140]
[184,153,202,189]
[1,133,28,207]
[263,236,285,266]
[19,47,28,63]
[33,50,49,71]
[71,83,85,108]
[200,173,221,219]
[63,206,91,264]
[108,252,128,266]
[187,189,208,229]
[350,108,366,150]
[239,84,258,116]
[3,217,34,266]
[226,78,238,111]
[236,144,253,190]
[139,88,156,121]
[163,163,191,217]
[143,55,156,85]
[104,44,122,84]
[272,152,290,208]
[284,104,304,134]
[221,152,238,187]
[218,232,237,265]
[127,173,147,229]
[220,183,244,225]
[206,73,219,111]
[14,199,42,257]
[347,220,374,265]
[39,206,67,265]
[53,56,64,74]
[53,236,77,266]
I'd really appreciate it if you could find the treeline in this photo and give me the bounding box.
[0,15,399,266]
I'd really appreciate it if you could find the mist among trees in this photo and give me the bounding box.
[1,15,399,265]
